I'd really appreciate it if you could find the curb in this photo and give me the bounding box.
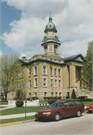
[0,121,21,127]
[0,119,35,127]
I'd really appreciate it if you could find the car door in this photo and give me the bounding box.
[61,102,71,117]
[68,101,77,116]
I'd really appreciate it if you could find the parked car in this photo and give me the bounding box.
[86,104,93,112]
[35,100,84,121]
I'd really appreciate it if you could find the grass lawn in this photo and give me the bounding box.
[0,106,6,108]
[0,116,36,124]
[0,106,47,116]
[0,101,8,105]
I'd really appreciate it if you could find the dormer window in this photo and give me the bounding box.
[45,46,47,54]
[54,46,57,54]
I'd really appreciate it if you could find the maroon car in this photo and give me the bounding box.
[35,100,84,121]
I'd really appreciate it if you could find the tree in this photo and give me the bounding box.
[71,89,76,99]
[81,41,93,91]
[0,54,27,101]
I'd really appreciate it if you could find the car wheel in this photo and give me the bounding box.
[54,113,61,121]
[76,110,81,117]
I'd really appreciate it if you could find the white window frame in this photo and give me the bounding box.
[29,67,31,77]
[59,92,61,97]
[44,92,47,97]
[29,80,31,87]
[55,80,57,87]
[43,66,47,75]
[55,68,57,76]
[58,69,61,76]
[34,78,38,87]
[34,66,37,75]
[34,92,37,97]
[55,92,57,97]
[51,92,53,97]
[51,79,53,86]
[43,78,47,87]
[59,80,61,87]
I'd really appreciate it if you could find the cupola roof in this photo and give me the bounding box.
[44,17,57,33]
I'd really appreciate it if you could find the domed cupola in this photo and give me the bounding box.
[41,16,61,56]
[44,17,57,33]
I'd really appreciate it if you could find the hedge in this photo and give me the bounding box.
[43,96,61,100]
[48,99,56,104]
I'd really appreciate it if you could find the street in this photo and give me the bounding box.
[0,113,93,135]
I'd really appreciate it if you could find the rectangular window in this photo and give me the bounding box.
[51,92,53,97]
[43,66,46,75]
[54,46,57,53]
[44,92,47,97]
[55,68,57,76]
[34,92,37,97]
[50,67,53,76]
[58,69,60,76]
[59,92,61,97]
[55,80,57,86]
[45,46,47,54]
[34,78,37,87]
[29,80,31,87]
[29,93,31,98]
[34,67,37,75]
[43,78,47,87]
[55,92,57,97]
[59,80,61,87]
[51,79,53,86]
[29,67,31,76]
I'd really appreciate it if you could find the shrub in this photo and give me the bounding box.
[27,98,30,101]
[32,97,38,100]
[43,96,61,100]
[71,89,76,99]
[48,99,56,104]
[16,100,24,107]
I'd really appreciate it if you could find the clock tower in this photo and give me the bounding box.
[41,17,61,56]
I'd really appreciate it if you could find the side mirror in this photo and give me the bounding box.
[62,106,65,109]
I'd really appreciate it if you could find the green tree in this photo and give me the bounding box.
[71,89,76,99]
[0,54,27,101]
[81,41,93,91]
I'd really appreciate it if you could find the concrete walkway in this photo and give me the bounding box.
[0,105,36,119]
[0,112,36,119]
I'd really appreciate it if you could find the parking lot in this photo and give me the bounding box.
[0,112,93,135]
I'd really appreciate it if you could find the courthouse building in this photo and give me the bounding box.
[8,17,84,100]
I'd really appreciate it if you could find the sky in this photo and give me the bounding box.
[0,0,93,59]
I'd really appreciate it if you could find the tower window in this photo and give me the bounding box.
[54,46,57,53]
[45,46,47,54]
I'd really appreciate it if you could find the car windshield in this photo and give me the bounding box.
[48,102,63,108]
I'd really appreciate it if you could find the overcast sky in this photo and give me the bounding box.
[0,0,93,59]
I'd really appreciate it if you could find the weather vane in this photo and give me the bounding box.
[50,11,51,17]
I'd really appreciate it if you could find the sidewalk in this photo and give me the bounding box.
[0,112,36,119]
